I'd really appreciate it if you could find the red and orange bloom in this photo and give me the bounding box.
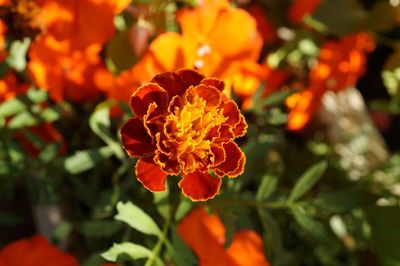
[105,0,264,104]
[120,69,247,201]
[287,33,375,131]
[28,0,130,102]
[0,235,78,266]
[178,207,270,266]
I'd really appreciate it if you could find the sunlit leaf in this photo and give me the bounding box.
[115,201,161,236]
[101,242,152,262]
[63,146,114,174]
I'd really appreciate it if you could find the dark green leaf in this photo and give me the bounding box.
[0,211,23,226]
[289,161,327,202]
[79,221,123,238]
[365,206,400,266]
[256,174,278,201]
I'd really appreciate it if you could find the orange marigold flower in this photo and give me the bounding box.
[287,33,375,131]
[177,207,270,266]
[106,0,264,103]
[120,69,247,201]
[288,0,321,24]
[0,235,78,266]
[28,36,108,102]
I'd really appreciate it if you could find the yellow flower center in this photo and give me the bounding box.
[163,94,226,174]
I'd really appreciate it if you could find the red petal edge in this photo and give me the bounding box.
[179,171,221,201]
[136,157,168,192]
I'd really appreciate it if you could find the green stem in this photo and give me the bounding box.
[144,216,171,266]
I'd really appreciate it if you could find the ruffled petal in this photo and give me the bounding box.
[226,230,270,266]
[200,77,225,91]
[135,157,168,192]
[187,84,221,109]
[211,145,226,167]
[176,68,205,88]
[151,71,187,98]
[130,83,168,118]
[179,172,221,201]
[214,142,245,178]
[120,118,154,157]
[232,115,247,138]
[222,100,241,125]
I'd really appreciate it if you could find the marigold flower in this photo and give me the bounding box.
[0,235,78,266]
[120,69,247,201]
[287,33,375,131]
[106,0,264,103]
[177,207,270,266]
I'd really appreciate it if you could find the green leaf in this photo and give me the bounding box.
[256,174,278,201]
[174,199,192,221]
[153,187,170,221]
[313,188,378,213]
[6,38,30,72]
[79,221,123,238]
[365,206,400,266]
[63,146,114,174]
[7,107,61,129]
[89,102,124,159]
[0,88,47,118]
[289,161,327,202]
[102,242,152,262]
[115,201,161,236]
[292,206,332,245]
[364,1,397,32]
[309,0,368,35]
[169,227,197,266]
[106,29,137,74]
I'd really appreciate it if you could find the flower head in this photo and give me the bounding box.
[287,33,375,131]
[0,235,78,266]
[120,69,247,201]
[177,207,270,266]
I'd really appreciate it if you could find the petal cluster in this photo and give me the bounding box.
[121,69,247,201]
[177,208,270,266]
[287,33,375,131]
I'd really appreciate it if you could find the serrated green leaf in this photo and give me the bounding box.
[7,107,61,129]
[115,201,161,236]
[365,206,400,266]
[256,174,278,201]
[153,188,170,220]
[289,161,327,202]
[102,242,152,262]
[63,146,114,174]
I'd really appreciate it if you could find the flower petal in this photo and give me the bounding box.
[120,118,154,157]
[135,157,167,192]
[177,68,205,88]
[130,83,168,118]
[200,77,225,91]
[222,100,241,125]
[214,142,245,178]
[151,71,187,98]
[179,172,221,201]
[187,84,221,109]
[177,207,229,266]
[226,230,270,266]
[211,145,226,167]
[232,115,247,138]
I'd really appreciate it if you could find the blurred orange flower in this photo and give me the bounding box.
[121,69,247,201]
[28,36,107,102]
[28,0,130,102]
[288,0,321,24]
[107,0,264,103]
[0,235,78,266]
[287,33,375,131]
[177,207,270,266]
